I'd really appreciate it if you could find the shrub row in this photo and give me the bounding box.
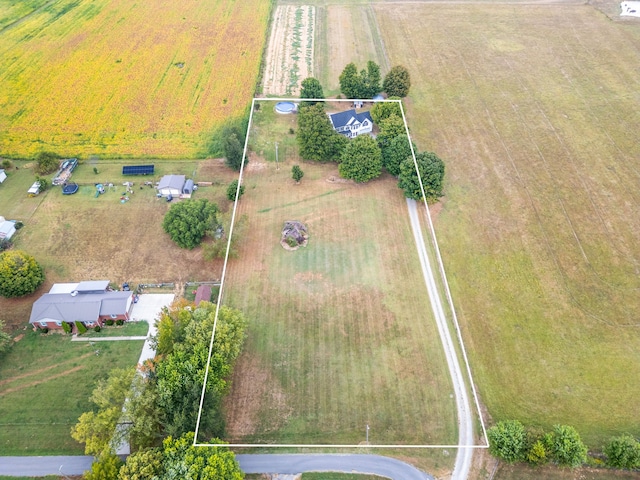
[488,420,640,471]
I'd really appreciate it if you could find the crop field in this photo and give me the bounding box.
[0,330,143,454]
[372,2,640,445]
[0,0,270,158]
[0,159,239,329]
[218,105,458,450]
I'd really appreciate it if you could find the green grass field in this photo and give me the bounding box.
[219,105,457,451]
[0,330,144,454]
[373,2,640,446]
[81,320,148,338]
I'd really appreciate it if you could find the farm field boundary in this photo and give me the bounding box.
[195,98,487,449]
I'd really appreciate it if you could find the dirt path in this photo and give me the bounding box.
[406,198,474,480]
[0,365,84,396]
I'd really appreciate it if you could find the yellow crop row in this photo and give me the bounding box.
[0,0,270,158]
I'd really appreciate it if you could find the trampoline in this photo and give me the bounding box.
[275,101,297,114]
[62,183,79,195]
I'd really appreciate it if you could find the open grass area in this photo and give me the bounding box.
[219,105,457,449]
[0,330,144,454]
[0,0,270,158]
[246,475,387,480]
[0,158,240,330]
[374,2,640,446]
[494,463,640,480]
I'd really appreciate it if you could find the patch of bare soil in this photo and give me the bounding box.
[0,365,84,396]
[0,352,93,387]
[224,351,292,441]
[12,334,24,343]
[326,175,352,183]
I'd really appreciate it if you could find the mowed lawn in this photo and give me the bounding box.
[375,4,640,445]
[0,158,239,329]
[0,0,270,158]
[219,106,457,447]
[0,331,144,455]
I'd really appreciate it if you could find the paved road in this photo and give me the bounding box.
[407,198,474,480]
[0,454,432,479]
[0,456,94,476]
[237,454,433,479]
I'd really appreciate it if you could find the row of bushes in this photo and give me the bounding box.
[37,319,127,335]
[488,420,640,470]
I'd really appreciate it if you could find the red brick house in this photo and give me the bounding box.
[29,280,134,331]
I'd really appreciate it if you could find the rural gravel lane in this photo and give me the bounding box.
[407,198,474,480]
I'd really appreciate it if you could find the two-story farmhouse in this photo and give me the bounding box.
[328,109,373,138]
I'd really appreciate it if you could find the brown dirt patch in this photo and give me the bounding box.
[0,352,94,387]
[12,334,24,343]
[0,364,84,396]
[224,350,292,441]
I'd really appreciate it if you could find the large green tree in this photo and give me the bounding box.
[161,433,243,480]
[155,303,247,439]
[162,199,218,249]
[34,151,60,175]
[119,447,164,479]
[604,434,640,469]
[297,104,347,162]
[370,99,402,124]
[223,133,244,171]
[300,77,324,106]
[383,65,411,98]
[84,453,122,480]
[382,134,415,177]
[0,250,45,298]
[339,62,360,99]
[545,424,588,467]
[338,61,382,99]
[376,113,406,150]
[487,420,527,463]
[338,134,382,183]
[71,368,136,456]
[397,151,445,202]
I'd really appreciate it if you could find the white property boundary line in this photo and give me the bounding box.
[194,97,488,449]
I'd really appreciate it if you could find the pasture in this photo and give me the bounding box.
[0,330,143,454]
[0,158,239,329]
[372,2,640,445]
[220,105,458,450]
[0,0,270,158]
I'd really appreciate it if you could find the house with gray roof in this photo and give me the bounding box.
[328,109,374,138]
[157,175,186,197]
[29,280,134,331]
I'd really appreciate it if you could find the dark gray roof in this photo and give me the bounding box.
[328,109,373,130]
[29,291,132,324]
[76,280,109,293]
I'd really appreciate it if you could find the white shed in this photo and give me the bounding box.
[0,218,16,240]
[0,169,6,184]
[157,175,185,197]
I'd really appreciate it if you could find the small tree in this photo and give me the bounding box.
[0,238,11,252]
[338,135,382,183]
[383,65,411,98]
[119,448,164,480]
[300,77,324,106]
[83,452,122,480]
[488,420,527,463]
[162,199,218,249]
[398,151,445,202]
[226,179,245,201]
[2,159,12,169]
[291,165,304,183]
[223,132,244,171]
[34,151,59,175]
[604,434,640,469]
[546,424,588,467]
[0,250,45,298]
[0,320,12,355]
[34,176,49,192]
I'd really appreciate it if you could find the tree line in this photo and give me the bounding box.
[71,300,247,479]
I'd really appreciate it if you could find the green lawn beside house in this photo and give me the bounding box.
[0,330,144,455]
